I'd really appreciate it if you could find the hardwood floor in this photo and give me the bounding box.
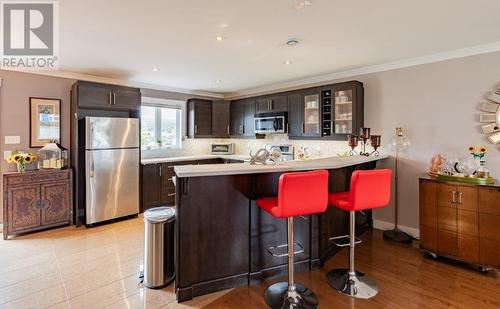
[0,217,498,309]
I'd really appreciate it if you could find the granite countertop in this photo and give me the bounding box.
[141,154,250,165]
[174,155,389,178]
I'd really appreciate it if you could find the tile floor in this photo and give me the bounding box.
[0,217,228,309]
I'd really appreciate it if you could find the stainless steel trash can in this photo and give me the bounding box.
[143,207,175,288]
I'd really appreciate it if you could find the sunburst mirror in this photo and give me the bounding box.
[480,89,500,145]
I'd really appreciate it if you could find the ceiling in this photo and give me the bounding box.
[57,0,500,96]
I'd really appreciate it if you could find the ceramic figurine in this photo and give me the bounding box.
[428,154,445,177]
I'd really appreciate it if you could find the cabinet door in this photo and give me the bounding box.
[243,99,256,136]
[478,187,500,216]
[419,180,438,251]
[480,238,500,268]
[456,185,478,212]
[160,164,176,205]
[230,100,244,136]
[78,82,113,108]
[7,185,41,232]
[288,93,303,137]
[270,95,288,112]
[458,234,479,263]
[437,183,457,208]
[112,87,140,110]
[40,182,71,226]
[212,101,230,137]
[141,164,161,211]
[256,98,271,113]
[438,229,458,257]
[303,92,320,137]
[188,99,212,137]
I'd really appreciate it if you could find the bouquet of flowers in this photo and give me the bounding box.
[5,151,37,172]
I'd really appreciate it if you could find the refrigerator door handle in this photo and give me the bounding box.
[90,153,95,177]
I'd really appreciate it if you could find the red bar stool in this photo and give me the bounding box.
[256,170,329,309]
[327,169,392,299]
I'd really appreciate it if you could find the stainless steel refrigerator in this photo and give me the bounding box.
[85,117,140,224]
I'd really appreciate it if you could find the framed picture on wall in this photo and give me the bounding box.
[29,97,61,148]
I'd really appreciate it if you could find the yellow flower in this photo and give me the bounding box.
[13,154,21,162]
[479,146,487,154]
[468,145,475,153]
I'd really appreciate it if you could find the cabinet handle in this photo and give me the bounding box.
[113,92,116,105]
[159,165,162,177]
[270,100,274,110]
[195,125,198,134]
[109,92,112,105]
[451,191,457,204]
[168,177,174,182]
[168,193,176,197]
[458,192,463,204]
[167,166,175,169]
[242,125,245,134]
[302,122,305,134]
[227,125,230,135]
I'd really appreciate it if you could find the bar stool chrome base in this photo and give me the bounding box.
[264,282,319,309]
[327,268,378,299]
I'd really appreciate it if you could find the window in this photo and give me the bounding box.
[141,99,183,150]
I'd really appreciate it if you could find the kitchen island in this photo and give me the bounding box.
[173,155,389,302]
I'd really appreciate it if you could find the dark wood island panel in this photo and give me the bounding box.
[175,161,378,302]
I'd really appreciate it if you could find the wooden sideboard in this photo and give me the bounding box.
[3,169,73,239]
[419,176,500,269]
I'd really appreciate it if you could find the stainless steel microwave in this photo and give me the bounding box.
[254,112,287,134]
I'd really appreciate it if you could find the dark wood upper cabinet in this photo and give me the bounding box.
[75,81,140,110]
[288,93,303,138]
[230,99,256,137]
[243,99,256,136]
[256,95,288,113]
[113,87,141,109]
[211,101,230,137]
[187,99,213,138]
[230,100,245,136]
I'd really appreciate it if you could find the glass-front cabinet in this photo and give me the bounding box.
[303,94,320,136]
[334,89,353,134]
[320,81,363,140]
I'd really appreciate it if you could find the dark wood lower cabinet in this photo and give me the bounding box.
[419,177,500,269]
[175,161,377,302]
[3,169,73,239]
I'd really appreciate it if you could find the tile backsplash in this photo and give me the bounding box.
[141,135,352,159]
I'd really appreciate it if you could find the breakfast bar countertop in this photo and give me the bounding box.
[174,154,389,178]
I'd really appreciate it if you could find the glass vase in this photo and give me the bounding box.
[16,162,26,172]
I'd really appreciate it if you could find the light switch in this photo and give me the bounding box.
[5,136,20,144]
[4,151,12,159]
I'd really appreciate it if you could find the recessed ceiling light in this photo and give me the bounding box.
[283,60,292,65]
[294,0,312,10]
[152,67,159,72]
[216,36,226,41]
[286,38,300,46]
[215,79,222,83]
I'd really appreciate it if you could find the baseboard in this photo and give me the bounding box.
[373,219,420,239]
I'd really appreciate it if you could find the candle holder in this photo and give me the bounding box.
[347,128,380,156]
[370,135,381,156]
[348,134,359,156]
[358,127,371,156]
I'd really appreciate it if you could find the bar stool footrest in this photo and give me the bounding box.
[329,235,362,247]
[266,242,304,257]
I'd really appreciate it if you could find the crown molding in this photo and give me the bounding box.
[224,41,500,100]
[0,68,225,99]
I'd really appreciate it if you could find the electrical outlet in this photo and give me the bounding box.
[4,136,20,144]
[4,150,12,159]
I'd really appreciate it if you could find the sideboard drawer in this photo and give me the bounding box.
[4,170,71,186]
